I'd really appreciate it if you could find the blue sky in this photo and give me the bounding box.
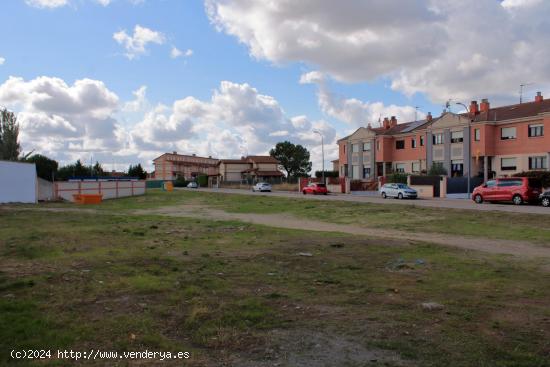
[0,0,548,171]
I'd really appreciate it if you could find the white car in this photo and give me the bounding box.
[380,183,418,199]
[187,181,198,188]
[252,182,272,192]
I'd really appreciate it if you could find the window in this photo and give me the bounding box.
[420,136,425,146]
[411,138,417,148]
[528,124,544,137]
[395,163,406,173]
[486,180,496,188]
[396,140,405,150]
[529,156,547,170]
[451,160,464,177]
[376,141,380,151]
[363,166,371,179]
[433,133,444,145]
[501,127,517,140]
[352,144,359,153]
[498,179,522,187]
[343,145,346,153]
[501,157,517,171]
[363,142,371,151]
[412,162,420,172]
[343,164,348,177]
[474,128,481,141]
[451,131,464,143]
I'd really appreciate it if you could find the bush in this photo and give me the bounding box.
[513,170,550,188]
[315,170,339,178]
[196,174,208,187]
[428,162,447,176]
[387,172,408,184]
[174,177,189,187]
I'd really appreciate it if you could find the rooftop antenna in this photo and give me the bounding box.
[377,114,381,128]
[520,82,533,104]
[414,106,419,123]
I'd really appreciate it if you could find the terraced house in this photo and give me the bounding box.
[337,93,550,182]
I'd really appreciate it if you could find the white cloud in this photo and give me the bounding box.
[0,76,122,164]
[113,25,165,60]
[25,0,68,8]
[0,57,5,65]
[94,0,111,5]
[130,80,336,171]
[1,75,334,172]
[301,72,423,128]
[123,85,148,112]
[207,0,550,104]
[170,47,193,59]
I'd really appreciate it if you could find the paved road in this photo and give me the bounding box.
[194,187,550,215]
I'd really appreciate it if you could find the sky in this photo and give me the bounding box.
[1,0,549,173]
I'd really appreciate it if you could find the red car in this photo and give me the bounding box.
[472,177,542,205]
[302,183,328,195]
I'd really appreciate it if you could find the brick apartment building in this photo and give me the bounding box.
[218,156,283,182]
[152,152,219,180]
[338,92,550,182]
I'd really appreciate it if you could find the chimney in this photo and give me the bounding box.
[535,92,544,103]
[192,153,196,156]
[426,112,433,122]
[383,117,390,129]
[367,123,372,129]
[480,98,490,113]
[172,151,177,155]
[390,116,397,128]
[469,100,479,115]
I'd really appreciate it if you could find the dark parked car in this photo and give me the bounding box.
[472,177,542,205]
[541,191,550,207]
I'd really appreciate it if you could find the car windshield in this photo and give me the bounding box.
[396,184,408,189]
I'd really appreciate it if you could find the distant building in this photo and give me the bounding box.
[152,152,219,180]
[218,156,283,182]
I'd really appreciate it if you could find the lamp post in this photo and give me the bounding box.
[455,102,472,199]
[313,130,325,184]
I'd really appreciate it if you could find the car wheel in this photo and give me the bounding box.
[474,194,483,204]
[398,193,403,200]
[303,190,307,195]
[381,192,387,199]
[512,195,523,205]
[542,197,550,207]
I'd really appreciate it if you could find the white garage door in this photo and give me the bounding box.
[0,161,37,203]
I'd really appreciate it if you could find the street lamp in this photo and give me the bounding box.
[313,129,325,184]
[455,102,472,199]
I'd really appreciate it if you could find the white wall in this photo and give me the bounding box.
[55,180,146,202]
[0,161,37,204]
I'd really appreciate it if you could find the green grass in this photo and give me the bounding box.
[2,194,550,366]
[74,189,550,244]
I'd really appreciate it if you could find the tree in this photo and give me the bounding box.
[25,154,59,181]
[92,161,105,176]
[270,141,312,178]
[56,160,92,180]
[428,162,447,176]
[0,109,21,160]
[128,163,147,179]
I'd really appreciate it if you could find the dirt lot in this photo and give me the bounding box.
[2,190,550,366]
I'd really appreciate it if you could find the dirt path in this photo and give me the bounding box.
[140,204,550,259]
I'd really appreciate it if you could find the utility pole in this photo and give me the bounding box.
[313,130,325,184]
[456,102,472,199]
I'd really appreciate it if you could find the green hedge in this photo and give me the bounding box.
[386,172,408,184]
[513,171,550,188]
